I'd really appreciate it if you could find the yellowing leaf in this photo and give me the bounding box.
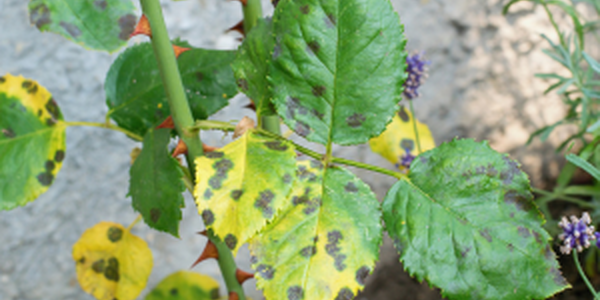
[0,74,66,210]
[369,106,434,170]
[194,131,296,254]
[145,271,220,300]
[249,161,382,300]
[72,222,153,300]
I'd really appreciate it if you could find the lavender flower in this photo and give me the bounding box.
[403,52,430,100]
[558,212,596,254]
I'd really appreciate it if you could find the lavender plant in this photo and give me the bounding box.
[0,0,576,299]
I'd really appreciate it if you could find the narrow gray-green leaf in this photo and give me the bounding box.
[383,139,569,300]
[566,153,600,181]
[270,0,407,145]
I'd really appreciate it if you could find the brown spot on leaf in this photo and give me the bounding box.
[356,266,370,285]
[518,226,530,238]
[104,257,119,282]
[307,41,320,54]
[312,85,326,97]
[60,22,81,38]
[170,288,178,296]
[300,245,316,257]
[205,151,224,159]
[150,208,161,223]
[37,172,54,186]
[324,14,336,28]
[550,267,568,286]
[264,141,288,151]
[283,173,292,184]
[224,234,238,250]
[196,72,204,81]
[210,288,220,299]
[460,246,471,257]
[326,230,347,271]
[335,288,354,300]
[231,189,243,201]
[202,209,215,225]
[78,257,85,264]
[398,106,410,122]
[311,108,325,120]
[46,98,60,120]
[22,80,38,94]
[92,259,105,273]
[237,78,248,91]
[30,4,51,29]
[254,190,275,218]
[504,190,533,212]
[479,229,492,243]
[2,128,16,138]
[300,5,310,14]
[45,160,55,172]
[118,14,137,40]
[486,164,498,177]
[345,182,358,193]
[346,113,366,128]
[310,160,323,169]
[295,121,310,137]
[107,226,123,242]
[400,139,414,151]
[287,286,304,300]
[533,231,543,244]
[54,150,65,162]
[256,264,274,279]
[507,244,514,252]
[94,0,107,10]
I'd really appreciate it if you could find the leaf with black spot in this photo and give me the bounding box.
[28,0,136,52]
[72,222,153,300]
[270,0,407,145]
[145,271,220,300]
[105,43,238,137]
[249,161,381,300]
[193,132,297,254]
[129,128,186,237]
[232,18,277,119]
[0,74,66,210]
[383,139,569,299]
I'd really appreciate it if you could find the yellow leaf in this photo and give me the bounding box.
[145,271,220,300]
[369,106,435,170]
[72,222,153,300]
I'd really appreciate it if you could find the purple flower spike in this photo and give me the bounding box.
[558,212,596,254]
[403,52,430,100]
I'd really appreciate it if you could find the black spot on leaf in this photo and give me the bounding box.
[22,80,38,94]
[60,22,81,38]
[254,190,275,218]
[205,151,224,159]
[312,85,326,97]
[78,257,85,264]
[94,0,107,10]
[107,226,123,242]
[326,231,346,271]
[46,98,60,120]
[237,78,248,91]
[54,150,65,162]
[398,106,410,122]
[37,172,54,186]
[356,266,370,285]
[196,72,204,81]
[150,208,161,223]
[311,108,325,120]
[544,245,554,259]
[287,286,304,300]
[104,257,120,282]
[504,190,533,212]
[518,226,531,238]
[202,209,215,225]
[118,14,137,40]
[533,231,543,244]
[344,182,358,193]
[231,189,243,201]
[324,14,336,28]
[256,264,275,279]
[295,121,310,137]
[214,159,234,173]
[204,188,213,199]
[92,259,105,273]
[307,41,320,54]
[264,141,288,151]
[210,288,220,299]
[479,229,492,243]
[0,76,5,83]
[486,164,498,177]
[334,288,354,300]
[460,246,471,257]
[300,245,316,257]
[45,160,55,172]
[30,4,51,29]
[507,244,514,252]
[400,139,415,152]
[551,267,568,286]
[170,288,178,296]
[224,234,238,250]
[273,43,282,59]
[299,5,310,14]
[283,173,292,184]
[346,113,366,128]
[2,128,16,138]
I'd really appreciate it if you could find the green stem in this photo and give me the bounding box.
[541,1,567,49]
[242,0,263,33]
[573,250,600,299]
[140,1,245,298]
[408,101,422,154]
[64,121,143,141]
[261,115,281,135]
[532,187,595,208]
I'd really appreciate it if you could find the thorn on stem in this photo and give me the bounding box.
[173,45,191,59]
[203,144,219,153]
[130,14,152,38]
[227,20,245,37]
[157,116,174,129]
[244,101,256,112]
[197,230,207,236]
[229,292,240,300]
[172,139,188,157]
[190,240,219,268]
[236,268,254,284]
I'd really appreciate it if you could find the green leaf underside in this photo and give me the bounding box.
[28,0,136,52]
[105,42,238,137]
[194,131,297,254]
[0,74,66,210]
[129,128,185,237]
[249,161,381,300]
[383,139,569,299]
[145,271,220,300]
[270,0,407,145]
[232,18,276,119]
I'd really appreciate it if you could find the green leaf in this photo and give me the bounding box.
[0,74,66,210]
[232,18,277,120]
[249,160,381,300]
[270,0,406,145]
[193,132,297,254]
[106,42,238,137]
[145,271,220,300]
[129,128,185,237]
[28,0,136,52]
[383,139,569,300]
[566,153,600,181]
